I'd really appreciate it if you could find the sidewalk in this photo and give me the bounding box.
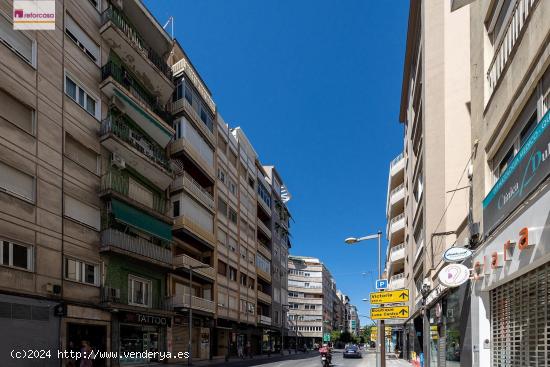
[167,350,317,367]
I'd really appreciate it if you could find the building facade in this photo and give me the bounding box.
[396,0,473,366]
[463,0,550,366]
[0,0,292,365]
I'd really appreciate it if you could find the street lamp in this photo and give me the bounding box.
[187,264,209,366]
[345,231,385,367]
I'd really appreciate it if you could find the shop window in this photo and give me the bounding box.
[64,257,98,285]
[1,240,33,271]
[128,275,152,307]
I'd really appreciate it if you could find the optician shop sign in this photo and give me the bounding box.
[482,109,550,235]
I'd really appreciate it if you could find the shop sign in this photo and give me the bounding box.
[443,247,473,263]
[438,264,470,288]
[119,311,171,327]
[371,306,409,320]
[370,289,409,304]
[482,110,550,235]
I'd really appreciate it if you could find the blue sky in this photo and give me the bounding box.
[144,0,409,324]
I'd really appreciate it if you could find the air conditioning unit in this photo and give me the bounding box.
[111,153,126,169]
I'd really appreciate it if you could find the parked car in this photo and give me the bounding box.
[343,345,362,358]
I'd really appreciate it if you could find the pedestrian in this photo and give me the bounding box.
[238,343,244,359]
[79,341,92,367]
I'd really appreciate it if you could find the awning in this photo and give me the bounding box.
[111,199,172,242]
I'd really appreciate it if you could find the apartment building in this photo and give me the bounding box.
[348,305,360,337]
[0,0,292,365]
[287,256,337,348]
[459,0,550,366]
[396,1,472,366]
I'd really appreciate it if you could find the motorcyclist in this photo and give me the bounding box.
[319,343,332,365]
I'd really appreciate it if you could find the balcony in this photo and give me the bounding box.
[257,192,272,217]
[388,213,405,245]
[256,267,272,283]
[389,273,406,290]
[100,228,172,266]
[100,6,173,103]
[390,243,406,263]
[170,138,215,181]
[258,315,272,325]
[389,152,405,184]
[171,97,215,145]
[257,243,272,261]
[99,114,173,189]
[257,290,272,304]
[388,183,405,217]
[173,253,215,281]
[486,0,540,98]
[171,172,214,212]
[257,220,272,239]
[172,57,216,114]
[101,61,173,145]
[101,170,168,217]
[174,215,215,247]
[101,286,172,311]
[171,294,215,314]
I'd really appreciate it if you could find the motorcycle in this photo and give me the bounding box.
[320,352,331,367]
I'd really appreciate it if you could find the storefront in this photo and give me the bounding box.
[472,182,550,367]
[113,311,169,365]
[170,315,211,361]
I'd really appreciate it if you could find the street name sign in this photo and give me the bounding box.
[370,290,409,304]
[371,306,409,320]
[376,279,388,290]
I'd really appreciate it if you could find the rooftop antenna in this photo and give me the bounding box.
[163,16,174,39]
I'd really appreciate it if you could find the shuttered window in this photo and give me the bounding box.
[65,134,99,173]
[0,89,34,134]
[0,161,34,202]
[65,14,99,64]
[64,195,100,230]
[491,262,550,367]
[0,13,34,65]
[181,193,214,233]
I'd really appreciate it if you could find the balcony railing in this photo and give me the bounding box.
[170,97,214,142]
[101,228,172,264]
[173,253,215,279]
[171,172,214,210]
[390,183,405,198]
[390,152,404,168]
[257,290,272,304]
[257,220,272,238]
[101,60,171,122]
[258,315,272,325]
[390,213,405,227]
[390,273,405,282]
[486,0,539,96]
[171,294,215,313]
[101,170,167,214]
[391,242,406,254]
[100,114,170,171]
[101,7,172,80]
[100,285,172,310]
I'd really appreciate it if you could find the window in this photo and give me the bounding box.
[88,0,101,11]
[64,257,98,285]
[228,178,237,196]
[64,195,100,230]
[218,168,226,184]
[413,172,423,203]
[128,275,152,307]
[486,0,514,45]
[65,74,99,118]
[240,245,247,260]
[0,88,35,134]
[217,198,228,217]
[229,266,237,281]
[229,150,238,167]
[248,176,255,189]
[289,303,299,310]
[0,161,35,202]
[173,200,180,217]
[256,254,271,274]
[305,304,316,310]
[218,260,227,276]
[65,134,99,174]
[65,14,100,64]
[1,240,32,271]
[218,137,227,155]
[217,228,227,247]
[240,273,247,286]
[228,236,237,252]
[0,12,35,66]
[228,207,238,225]
[248,278,255,290]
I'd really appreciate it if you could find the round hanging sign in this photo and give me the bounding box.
[438,263,470,288]
[443,247,473,263]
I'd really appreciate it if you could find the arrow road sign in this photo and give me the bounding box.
[370,289,410,304]
[370,306,409,320]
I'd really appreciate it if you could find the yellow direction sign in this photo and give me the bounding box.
[370,290,409,304]
[371,306,409,320]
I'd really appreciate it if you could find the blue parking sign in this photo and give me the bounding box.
[376,279,388,290]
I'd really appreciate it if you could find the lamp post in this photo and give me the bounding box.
[345,231,385,367]
[188,264,209,366]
